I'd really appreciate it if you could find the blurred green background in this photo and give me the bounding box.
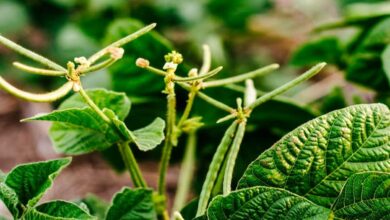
[0,0,389,196]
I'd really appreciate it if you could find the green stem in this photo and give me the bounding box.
[81,58,116,75]
[13,62,66,76]
[223,121,246,195]
[143,65,222,82]
[177,86,197,127]
[88,23,156,64]
[117,141,147,188]
[158,71,177,196]
[196,121,238,217]
[0,35,66,71]
[172,132,197,212]
[203,64,279,88]
[0,77,72,102]
[78,87,110,123]
[173,66,222,82]
[178,82,235,113]
[78,86,147,187]
[247,62,326,110]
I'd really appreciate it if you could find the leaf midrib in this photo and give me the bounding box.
[303,111,385,198]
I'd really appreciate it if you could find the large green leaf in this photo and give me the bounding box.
[105,188,157,220]
[4,158,71,208]
[238,104,390,207]
[332,172,390,219]
[207,186,332,220]
[24,108,120,155]
[24,201,94,220]
[58,89,130,120]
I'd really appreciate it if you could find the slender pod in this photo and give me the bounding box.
[196,121,238,217]
[0,78,72,102]
[247,62,326,110]
[88,23,156,64]
[223,121,247,195]
[203,64,279,88]
[0,35,66,71]
[13,62,66,76]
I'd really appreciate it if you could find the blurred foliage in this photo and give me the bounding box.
[1,0,389,200]
[291,1,390,109]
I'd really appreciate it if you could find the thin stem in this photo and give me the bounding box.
[178,82,235,113]
[196,121,238,217]
[173,66,222,82]
[177,86,197,127]
[143,65,167,76]
[247,62,326,110]
[199,44,211,75]
[117,141,147,188]
[78,86,147,188]
[158,70,177,196]
[172,132,197,212]
[0,35,66,71]
[142,65,223,82]
[223,121,246,195]
[203,64,279,88]
[88,23,156,64]
[80,58,116,74]
[78,87,110,123]
[0,77,72,102]
[13,62,66,76]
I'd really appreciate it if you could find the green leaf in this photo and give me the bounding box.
[105,188,157,220]
[4,158,71,208]
[363,17,390,47]
[382,45,390,85]
[332,172,390,219]
[104,108,165,151]
[133,118,165,151]
[24,108,120,155]
[23,89,131,155]
[179,198,198,220]
[24,200,95,220]
[79,194,109,220]
[346,51,390,92]
[59,89,130,120]
[0,182,21,218]
[207,186,332,220]
[290,37,343,66]
[238,104,390,207]
[319,87,347,114]
[207,0,272,29]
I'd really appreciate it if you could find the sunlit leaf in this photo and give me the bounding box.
[238,104,390,207]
